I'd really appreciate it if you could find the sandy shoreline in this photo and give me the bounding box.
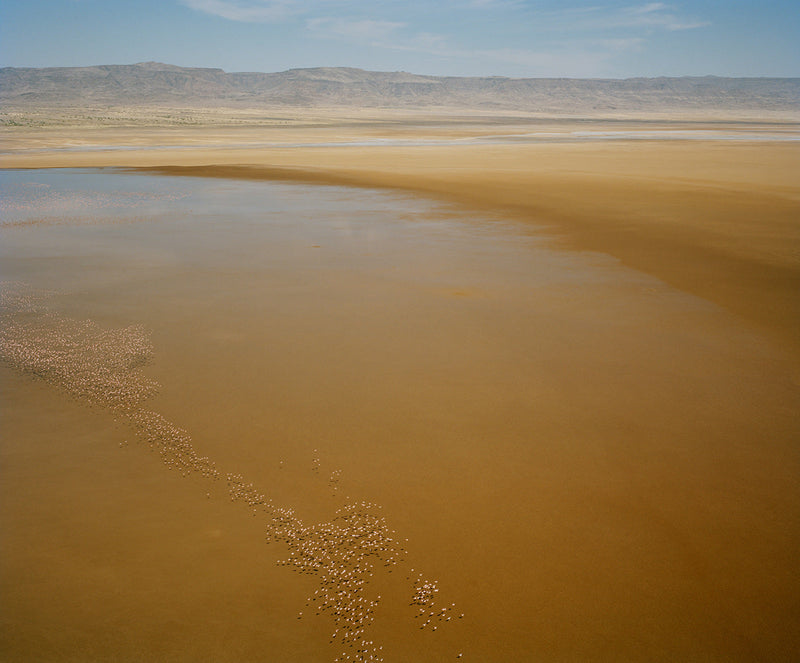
[3,124,799,356]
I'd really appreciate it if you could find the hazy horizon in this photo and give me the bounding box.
[1,1,798,79]
[5,60,800,81]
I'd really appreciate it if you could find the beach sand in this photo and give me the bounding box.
[1,114,799,662]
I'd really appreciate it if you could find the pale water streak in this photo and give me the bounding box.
[3,127,799,156]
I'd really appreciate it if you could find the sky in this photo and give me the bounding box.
[1,1,798,78]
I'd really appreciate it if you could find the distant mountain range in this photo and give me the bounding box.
[2,62,799,115]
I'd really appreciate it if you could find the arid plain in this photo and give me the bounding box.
[2,107,800,662]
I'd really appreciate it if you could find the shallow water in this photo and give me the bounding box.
[4,128,800,155]
[1,169,798,662]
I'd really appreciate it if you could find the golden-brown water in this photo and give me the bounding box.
[1,168,798,662]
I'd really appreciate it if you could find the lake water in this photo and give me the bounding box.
[3,127,799,156]
[1,169,798,662]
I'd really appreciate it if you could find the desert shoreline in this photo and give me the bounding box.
[3,127,799,357]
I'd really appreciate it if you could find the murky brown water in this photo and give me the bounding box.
[1,169,798,662]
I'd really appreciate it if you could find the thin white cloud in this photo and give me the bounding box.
[369,31,456,58]
[305,14,455,55]
[307,17,406,42]
[177,0,710,77]
[632,2,669,13]
[297,6,652,77]
[464,0,526,8]
[619,3,710,31]
[599,37,646,52]
[526,3,709,33]
[179,0,708,34]
[179,0,301,22]
[348,21,654,77]
[364,33,614,78]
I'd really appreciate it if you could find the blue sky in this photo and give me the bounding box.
[1,1,798,78]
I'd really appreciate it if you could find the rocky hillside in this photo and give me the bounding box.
[2,61,799,115]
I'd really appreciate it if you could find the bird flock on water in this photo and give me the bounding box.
[0,281,465,662]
